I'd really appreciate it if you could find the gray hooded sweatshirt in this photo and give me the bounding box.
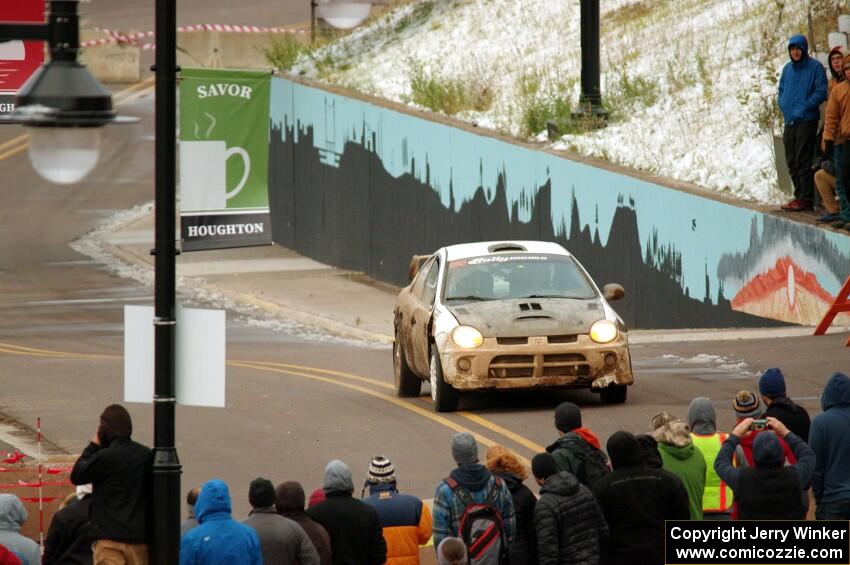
[688,397,748,468]
[0,494,41,565]
[323,459,354,495]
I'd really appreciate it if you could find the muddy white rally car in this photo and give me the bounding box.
[393,241,634,411]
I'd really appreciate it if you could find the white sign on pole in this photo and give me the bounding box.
[124,304,226,407]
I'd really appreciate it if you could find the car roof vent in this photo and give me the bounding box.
[519,303,530,311]
[488,242,527,253]
[530,303,542,310]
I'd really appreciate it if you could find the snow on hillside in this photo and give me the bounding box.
[291,0,814,205]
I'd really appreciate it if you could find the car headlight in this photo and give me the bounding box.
[452,325,484,348]
[589,319,618,344]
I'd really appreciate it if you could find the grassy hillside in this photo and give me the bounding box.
[279,0,845,205]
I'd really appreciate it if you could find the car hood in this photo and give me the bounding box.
[445,298,607,336]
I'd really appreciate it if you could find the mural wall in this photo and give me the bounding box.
[268,77,850,329]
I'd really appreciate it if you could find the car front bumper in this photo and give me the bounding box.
[439,334,633,391]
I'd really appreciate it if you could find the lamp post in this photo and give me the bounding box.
[2,1,182,562]
[151,0,182,561]
[578,0,605,117]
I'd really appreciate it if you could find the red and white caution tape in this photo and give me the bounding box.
[81,24,306,48]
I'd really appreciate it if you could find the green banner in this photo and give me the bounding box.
[179,68,271,250]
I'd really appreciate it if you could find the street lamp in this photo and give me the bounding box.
[3,1,182,563]
[0,0,136,183]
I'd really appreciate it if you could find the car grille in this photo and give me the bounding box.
[488,353,589,379]
[495,335,578,345]
[496,337,528,345]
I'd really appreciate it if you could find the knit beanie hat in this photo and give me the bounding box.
[732,390,763,418]
[759,368,787,397]
[451,432,478,466]
[248,477,276,509]
[99,404,132,445]
[366,455,396,484]
[437,537,468,565]
[607,431,643,470]
[275,481,306,513]
[531,452,558,480]
[554,401,582,432]
[752,431,784,466]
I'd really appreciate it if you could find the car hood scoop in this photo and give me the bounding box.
[446,298,602,336]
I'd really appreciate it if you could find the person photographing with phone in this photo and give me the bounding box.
[714,416,815,520]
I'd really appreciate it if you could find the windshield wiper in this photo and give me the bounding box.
[445,295,491,302]
[521,294,586,299]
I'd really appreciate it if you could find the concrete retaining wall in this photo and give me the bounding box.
[267,76,850,329]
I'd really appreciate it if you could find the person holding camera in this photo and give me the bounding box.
[713,416,815,520]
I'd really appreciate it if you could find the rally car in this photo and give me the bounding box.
[393,241,634,411]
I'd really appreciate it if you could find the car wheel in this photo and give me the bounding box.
[430,348,460,412]
[600,384,628,404]
[393,337,422,397]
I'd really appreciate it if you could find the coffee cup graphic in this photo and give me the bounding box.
[179,140,250,211]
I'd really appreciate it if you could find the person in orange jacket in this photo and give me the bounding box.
[361,456,432,565]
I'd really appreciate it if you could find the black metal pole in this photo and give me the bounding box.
[311,0,317,44]
[579,0,602,110]
[151,0,181,560]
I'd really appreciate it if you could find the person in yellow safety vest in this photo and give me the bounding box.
[687,397,739,520]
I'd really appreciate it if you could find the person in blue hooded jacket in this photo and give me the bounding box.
[180,479,262,565]
[810,372,850,519]
[778,34,828,212]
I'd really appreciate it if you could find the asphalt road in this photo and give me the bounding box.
[0,1,847,518]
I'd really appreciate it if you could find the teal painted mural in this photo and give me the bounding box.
[268,77,850,328]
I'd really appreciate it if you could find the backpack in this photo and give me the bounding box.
[444,476,510,565]
[576,444,611,489]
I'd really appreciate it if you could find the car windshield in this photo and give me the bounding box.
[444,253,597,302]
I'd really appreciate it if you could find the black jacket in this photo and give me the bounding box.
[714,432,815,520]
[307,493,387,565]
[534,471,608,565]
[70,438,152,543]
[43,496,94,565]
[592,466,690,565]
[496,472,537,565]
[765,398,811,443]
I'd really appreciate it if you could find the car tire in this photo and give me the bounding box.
[600,384,628,404]
[430,348,460,412]
[393,337,422,397]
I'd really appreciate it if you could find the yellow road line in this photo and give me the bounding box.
[0,136,25,152]
[235,359,546,456]
[456,411,545,453]
[0,143,27,161]
[0,344,543,461]
[0,342,116,360]
[0,76,155,162]
[230,360,532,467]
[112,76,155,102]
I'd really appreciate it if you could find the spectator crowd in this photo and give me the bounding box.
[1,369,847,565]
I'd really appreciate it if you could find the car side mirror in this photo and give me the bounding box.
[603,283,625,301]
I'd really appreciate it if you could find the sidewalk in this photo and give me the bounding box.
[103,210,397,344]
[99,209,846,345]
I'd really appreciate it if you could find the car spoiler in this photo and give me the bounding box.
[408,254,432,281]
